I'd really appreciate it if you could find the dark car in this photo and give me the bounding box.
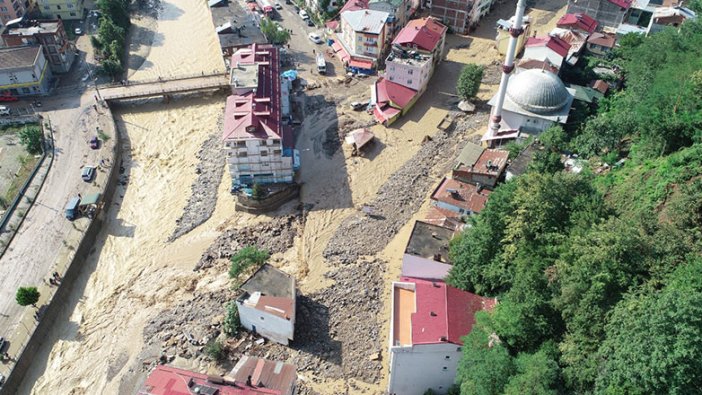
[306,18,314,27]
[293,4,299,12]
[0,337,5,353]
[89,136,100,149]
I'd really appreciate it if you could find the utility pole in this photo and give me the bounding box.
[486,0,527,139]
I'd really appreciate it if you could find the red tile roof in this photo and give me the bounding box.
[587,32,616,48]
[230,356,297,394]
[401,277,495,345]
[557,13,598,34]
[518,58,560,74]
[473,149,509,176]
[424,206,464,232]
[340,0,369,14]
[526,35,571,58]
[590,79,609,94]
[223,44,282,141]
[431,177,492,214]
[606,0,632,9]
[375,77,417,108]
[138,365,282,395]
[392,17,447,52]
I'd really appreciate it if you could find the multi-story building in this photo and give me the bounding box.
[224,44,296,188]
[373,17,447,125]
[0,45,53,96]
[336,9,389,71]
[522,35,571,71]
[388,277,496,395]
[430,0,495,34]
[368,0,410,35]
[2,19,76,73]
[0,0,29,25]
[566,0,631,30]
[37,0,84,20]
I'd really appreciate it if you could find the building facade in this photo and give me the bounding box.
[2,19,76,73]
[566,0,630,30]
[225,44,296,188]
[338,9,389,66]
[0,0,29,25]
[0,46,53,96]
[37,0,84,20]
[388,278,496,395]
[430,0,495,34]
[236,264,296,345]
[368,0,409,35]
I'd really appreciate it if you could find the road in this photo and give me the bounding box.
[0,33,107,346]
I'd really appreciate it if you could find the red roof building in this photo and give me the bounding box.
[230,356,297,395]
[430,177,492,215]
[392,17,447,53]
[372,77,418,125]
[138,365,282,395]
[452,148,509,189]
[524,35,572,70]
[224,44,296,187]
[557,13,598,34]
[388,278,496,394]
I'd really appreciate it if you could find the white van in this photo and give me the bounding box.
[0,106,10,116]
[299,9,309,20]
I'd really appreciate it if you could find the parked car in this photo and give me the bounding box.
[74,27,82,35]
[0,372,5,386]
[65,196,81,220]
[299,9,309,19]
[306,18,314,26]
[308,32,323,44]
[89,136,100,149]
[0,94,18,102]
[0,337,6,353]
[81,166,96,182]
[0,106,10,116]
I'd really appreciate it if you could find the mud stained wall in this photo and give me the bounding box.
[0,108,122,395]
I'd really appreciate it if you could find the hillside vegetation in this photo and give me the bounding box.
[449,19,702,395]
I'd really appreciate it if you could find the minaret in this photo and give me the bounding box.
[487,0,528,136]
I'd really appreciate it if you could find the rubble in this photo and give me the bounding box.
[195,214,303,270]
[169,116,226,241]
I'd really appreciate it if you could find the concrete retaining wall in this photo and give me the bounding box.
[0,108,122,395]
[235,184,300,214]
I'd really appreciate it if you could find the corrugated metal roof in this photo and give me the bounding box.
[341,9,389,34]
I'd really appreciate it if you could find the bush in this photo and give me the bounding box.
[223,301,240,336]
[16,286,40,307]
[229,246,269,278]
[260,18,290,45]
[252,183,266,201]
[457,64,484,100]
[205,339,225,361]
[18,126,43,155]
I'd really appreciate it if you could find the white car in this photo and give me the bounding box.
[0,106,9,116]
[74,27,82,35]
[299,9,309,20]
[308,32,323,44]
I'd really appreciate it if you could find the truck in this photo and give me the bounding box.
[256,0,275,17]
[316,53,326,75]
[65,196,81,220]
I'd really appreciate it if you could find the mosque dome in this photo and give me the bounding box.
[506,69,570,114]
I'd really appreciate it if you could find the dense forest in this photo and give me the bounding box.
[448,17,702,395]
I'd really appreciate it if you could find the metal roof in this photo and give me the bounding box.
[341,9,389,34]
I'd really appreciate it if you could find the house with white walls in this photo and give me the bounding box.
[236,264,296,345]
[225,44,297,189]
[388,277,496,395]
[0,46,53,96]
[335,9,390,71]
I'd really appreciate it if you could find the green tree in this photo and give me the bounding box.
[229,246,269,278]
[456,64,484,100]
[18,126,43,154]
[223,301,240,336]
[252,183,266,200]
[596,259,702,394]
[16,286,40,307]
[457,312,515,395]
[503,344,560,395]
[205,339,226,361]
[260,18,291,45]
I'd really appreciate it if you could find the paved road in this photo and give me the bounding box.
[0,34,107,342]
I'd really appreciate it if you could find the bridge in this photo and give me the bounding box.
[98,73,230,101]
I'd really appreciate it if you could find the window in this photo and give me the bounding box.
[237,151,248,158]
[56,4,61,8]
[407,69,413,75]
[273,149,281,155]
[0,7,7,11]
[442,367,448,371]
[445,356,450,359]
[260,140,268,146]
[236,141,246,147]
[261,150,268,156]
[457,347,462,352]
[272,139,280,144]
[407,79,412,85]
[238,164,250,171]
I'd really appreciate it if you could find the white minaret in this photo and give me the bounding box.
[487,0,528,136]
